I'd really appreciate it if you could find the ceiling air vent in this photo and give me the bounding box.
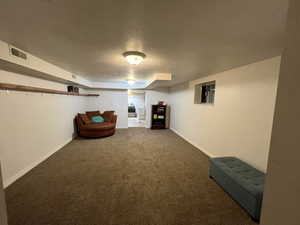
[10,47,27,60]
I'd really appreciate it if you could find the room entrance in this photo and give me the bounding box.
[128,90,146,127]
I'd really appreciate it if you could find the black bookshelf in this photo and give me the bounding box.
[151,105,167,129]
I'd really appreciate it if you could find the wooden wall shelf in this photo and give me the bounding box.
[0,82,99,97]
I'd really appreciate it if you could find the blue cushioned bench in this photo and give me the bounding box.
[209,157,265,221]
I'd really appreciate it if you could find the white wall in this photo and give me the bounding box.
[261,1,300,224]
[86,90,128,129]
[0,70,91,187]
[0,40,92,87]
[169,57,281,172]
[0,71,129,188]
[0,163,7,225]
[128,93,145,109]
[145,88,170,128]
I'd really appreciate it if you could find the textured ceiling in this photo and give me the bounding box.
[0,0,288,86]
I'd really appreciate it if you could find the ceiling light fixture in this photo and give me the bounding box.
[123,51,146,65]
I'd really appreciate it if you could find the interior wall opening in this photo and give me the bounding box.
[128,90,146,127]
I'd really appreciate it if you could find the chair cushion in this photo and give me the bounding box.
[78,113,91,124]
[86,111,101,119]
[82,122,115,131]
[102,111,115,122]
[210,157,265,198]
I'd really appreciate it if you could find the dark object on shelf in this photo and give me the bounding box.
[67,85,74,92]
[151,105,168,129]
[67,85,79,93]
[209,157,265,222]
[11,47,27,60]
[75,111,117,138]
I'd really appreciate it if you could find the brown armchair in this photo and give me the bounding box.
[75,111,117,138]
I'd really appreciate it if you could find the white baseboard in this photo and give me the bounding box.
[4,129,213,188]
[170,127,215,158]
[3,137,73,188]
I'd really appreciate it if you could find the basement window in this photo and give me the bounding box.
[194,81,216,104]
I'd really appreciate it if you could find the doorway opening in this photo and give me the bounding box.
[128,90,146,127]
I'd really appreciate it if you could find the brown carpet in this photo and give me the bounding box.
[6,128,256,225]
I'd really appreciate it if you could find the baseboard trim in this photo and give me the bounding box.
[3,137,73,188]
[4,129,213,188]
[170,127,215,158]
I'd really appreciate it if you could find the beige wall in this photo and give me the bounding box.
[261,1,300,224]
[0,40,91,87]
[0,70,133,187]
[0,163,8,225]
[0,70,90,187]
[0,67,133,187]
[86,90,129,128]
[169,57,281,172]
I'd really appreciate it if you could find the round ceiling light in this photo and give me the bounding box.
[123,51,146,65]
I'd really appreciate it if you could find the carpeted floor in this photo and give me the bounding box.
[5,128,256,225]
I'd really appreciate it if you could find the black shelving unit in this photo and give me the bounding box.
[151,105,167,129]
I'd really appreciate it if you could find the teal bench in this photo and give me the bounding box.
[209,157,265,222]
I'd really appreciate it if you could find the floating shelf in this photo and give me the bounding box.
[0,82,99,97]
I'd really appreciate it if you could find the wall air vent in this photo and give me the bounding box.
[10,47,27,60]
